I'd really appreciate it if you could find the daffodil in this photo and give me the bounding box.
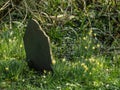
[20,44,23,48]
[5,67,9,71]
[97,44,100,48]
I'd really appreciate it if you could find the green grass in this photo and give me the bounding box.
[0,0,120,89]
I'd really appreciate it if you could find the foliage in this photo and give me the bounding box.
[0,0,120,89]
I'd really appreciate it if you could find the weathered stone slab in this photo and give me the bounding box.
[23,19,53,74]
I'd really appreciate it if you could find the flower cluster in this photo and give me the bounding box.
[81,63,88,72]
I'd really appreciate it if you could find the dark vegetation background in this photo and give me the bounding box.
[0,0,120,89]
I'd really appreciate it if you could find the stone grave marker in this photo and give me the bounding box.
[23,19,53,74]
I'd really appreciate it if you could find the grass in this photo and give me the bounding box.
[0,0,120,89]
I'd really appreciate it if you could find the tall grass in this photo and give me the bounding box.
[0,0,120,89]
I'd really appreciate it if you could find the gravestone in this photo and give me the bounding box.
[23,19,53,74]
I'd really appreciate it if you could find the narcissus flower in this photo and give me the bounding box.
[5,67,9,71]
